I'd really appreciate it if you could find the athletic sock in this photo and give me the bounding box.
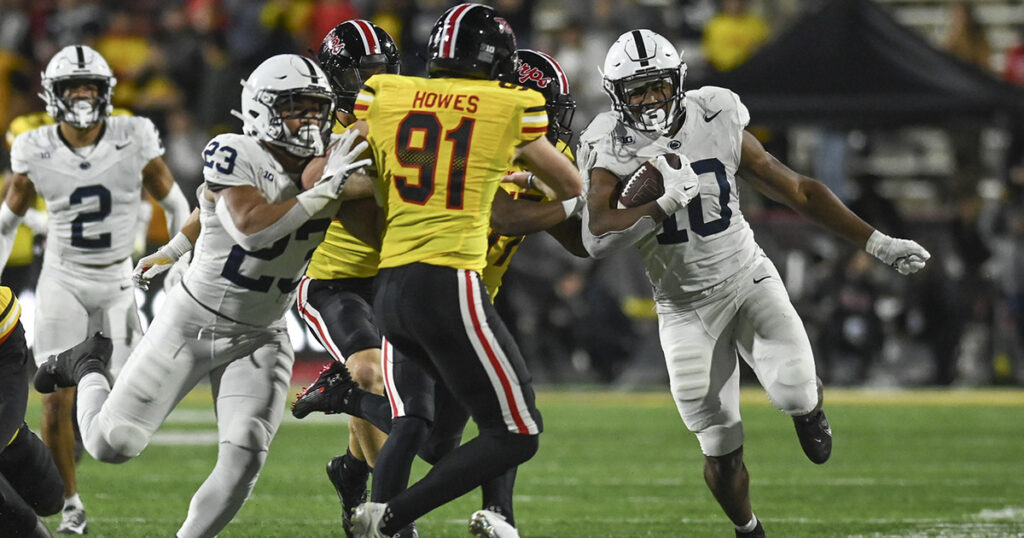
[64,493,83,509]
[736,515,758,533]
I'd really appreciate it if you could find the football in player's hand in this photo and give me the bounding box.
[617,153,681,208]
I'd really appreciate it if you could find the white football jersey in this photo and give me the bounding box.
[578,86,760,302]
[184,133,337,327]
[9,116,164,265]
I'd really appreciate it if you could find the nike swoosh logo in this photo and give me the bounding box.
[120,283,132,290]
[683,185,694,191]
[115,142,131,150]
[703,110,722,122]
[753,275,770,284]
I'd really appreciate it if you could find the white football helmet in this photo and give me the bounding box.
[233,54,336,158]
[602,29,687,134]
[40,45,116,129]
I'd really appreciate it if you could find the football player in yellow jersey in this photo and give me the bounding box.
[341,5,579,537]
[294,19,400,538]
[292,45,586,538]
[0,286,65,536]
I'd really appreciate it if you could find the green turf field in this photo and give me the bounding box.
[28,387,1024,537]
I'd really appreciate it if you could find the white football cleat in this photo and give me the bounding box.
[469,509,520,538]
[352,502,388,538]
[56,504,88,535]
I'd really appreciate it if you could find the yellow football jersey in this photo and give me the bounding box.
[481,141,574,301]
[3,109,133,266]
[355,75,548,273]
[305,122,381,280]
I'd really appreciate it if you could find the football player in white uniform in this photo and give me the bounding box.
[578,30,931,537]
[32,54,373,537]
[0,44,190,535]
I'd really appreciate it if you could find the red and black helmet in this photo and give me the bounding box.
[514,49,576,145]
[317,19,400,114]
[426,3,518,81]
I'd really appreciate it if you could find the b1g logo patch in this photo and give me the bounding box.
[517,63,550,88]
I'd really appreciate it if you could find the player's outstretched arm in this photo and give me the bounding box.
[0,173,36,275]
[737,131,930,275]
[517,137,582,201]
[142,156,191,235]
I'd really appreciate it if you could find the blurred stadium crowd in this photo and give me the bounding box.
[2,0,1024,388]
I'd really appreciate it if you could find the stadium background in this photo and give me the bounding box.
[2,0,1024,391]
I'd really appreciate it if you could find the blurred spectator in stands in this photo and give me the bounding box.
[157,5,205,110]
[45,0,106,51]
[943,1,991,72]
[305,0,362,56]
[701,0,770,73]
[1003,25,1024,202]
[370,0,410,54]
[550,21,611,127]
[163,108,206,208]
[822,250,884,385]
[0,0,34,140]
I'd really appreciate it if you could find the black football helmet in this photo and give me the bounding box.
[317,19,400,114]
[426,3,517,81]
[514,49,576,145]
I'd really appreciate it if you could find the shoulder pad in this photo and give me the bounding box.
[579,111,620,145]
[684,86,749,128]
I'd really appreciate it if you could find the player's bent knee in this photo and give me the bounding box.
[768,380,818,416]
[223,416,274,453]
[96,423,147,462]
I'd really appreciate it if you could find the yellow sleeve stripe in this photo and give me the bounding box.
[0,297,21,343]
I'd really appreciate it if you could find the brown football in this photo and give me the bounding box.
[617,153,682,208]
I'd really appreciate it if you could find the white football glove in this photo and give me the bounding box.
[653,154,699,216]
[297,129,372,215]
[132,232,193,290]
[865,230,931,275]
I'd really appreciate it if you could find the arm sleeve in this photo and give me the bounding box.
[156,182,191,234]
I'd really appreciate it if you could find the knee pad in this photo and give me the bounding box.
[99,423,147,463]
[766,377,818,416]
[695,423,744,458]
[222,416,274,453]
[417,431,460,465]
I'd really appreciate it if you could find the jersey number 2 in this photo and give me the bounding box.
[70,185,111,249]
[394,112,473,209]
[656,158,732,245]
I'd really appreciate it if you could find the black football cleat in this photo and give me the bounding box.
[794,408,832,464]
[326,455,368,538]
[736,520,766,537]
[34,332,113,394]
[292,361,358,419]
